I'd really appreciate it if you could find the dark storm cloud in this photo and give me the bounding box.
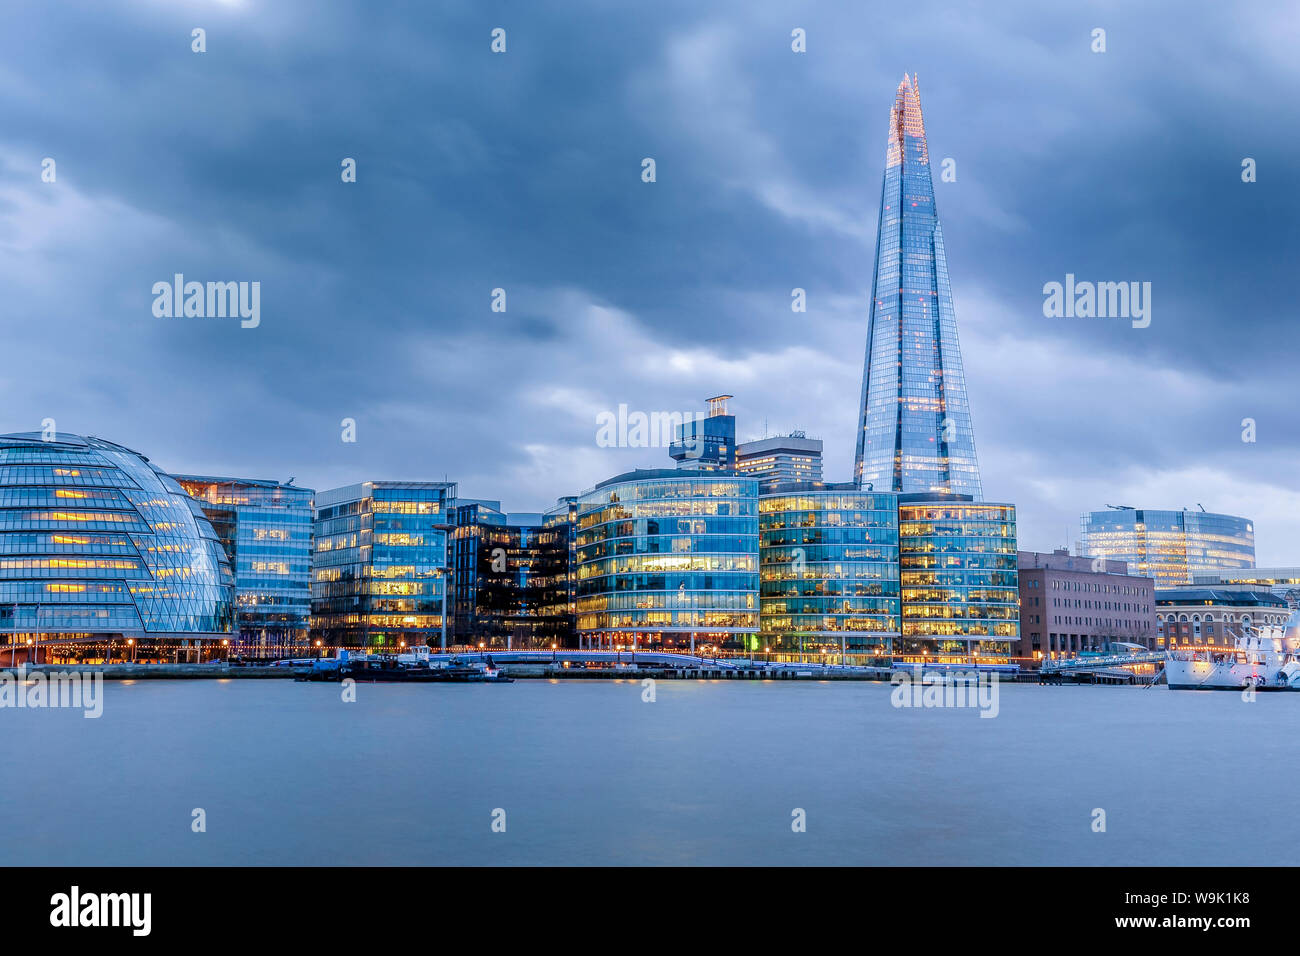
[1,0,1297,558]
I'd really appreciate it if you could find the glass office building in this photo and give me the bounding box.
[448,500,574,649]
[576,470,758,652]
[855,75,983,498]
[312,481,454,649]
[669,395,737,471]
[898,496,1019,658]
[0,431,234,662]
[758,483,900,661]
[174,475,314,656]
[1080,508,1255,587]
[542,496,578,636]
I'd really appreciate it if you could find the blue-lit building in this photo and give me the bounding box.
[1080,507,1255,587]
[175,475,314,656]
[759,483,900,661]
[576,470,758,652]
[311,481,454,649]
[0,432,234,662]
[855,75,982,498]
[898,495,1019,658]
[669,395,737,471]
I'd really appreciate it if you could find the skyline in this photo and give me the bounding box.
[2,1,1298,562]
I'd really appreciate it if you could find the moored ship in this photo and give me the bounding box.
[1165,615,1300,691]
[296,648,513,683]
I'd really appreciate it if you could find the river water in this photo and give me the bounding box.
[2,677,1293,866]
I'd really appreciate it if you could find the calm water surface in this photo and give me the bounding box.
[2,678,1293,866]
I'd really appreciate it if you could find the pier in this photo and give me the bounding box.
[1037,651,1166,686]
[0,650,1033,683]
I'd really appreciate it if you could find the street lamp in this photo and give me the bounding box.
[222,638,230,663]
[128,638,135,663]
[551,642,557,663]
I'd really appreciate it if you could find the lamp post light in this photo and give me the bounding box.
[222,639,230,663]
[315,639,323,659]
[26,637,35,667]
[128,638,135,663]
[551,642,557,663]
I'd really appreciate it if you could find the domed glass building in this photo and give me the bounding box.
[0,432,234,662]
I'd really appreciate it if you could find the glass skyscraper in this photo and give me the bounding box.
[311,481,454,649]
[855,75,982,498]
[1080,508,1255,587]
[174,476,314,656]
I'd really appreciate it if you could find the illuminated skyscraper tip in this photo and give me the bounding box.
[855,75,983,498]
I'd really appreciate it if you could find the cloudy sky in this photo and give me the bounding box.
[1,0,1297,561]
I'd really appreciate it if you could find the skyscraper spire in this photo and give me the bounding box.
[855,75,982,498]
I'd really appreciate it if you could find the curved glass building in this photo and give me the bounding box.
[0,432,234,662]
[576,470,758,652]
[759,483,900,661]
[1081,508,1255,587]
[898,496,1019,658]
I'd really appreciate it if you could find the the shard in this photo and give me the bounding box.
[855,74,983,498]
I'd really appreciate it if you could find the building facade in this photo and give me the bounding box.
[737,433,823,491]
[1080,508,1255,587]
[448,500,573,649]
[1016,549,1156,659]
[1154,588,1288,648]
[1191,568,1300,607]
[0,432,233,663]
[311,481,454,649]
[855,75,982,498]
[175,475,313,656]
[669,395,736,471]
[576,470,758,652]
[758,483,899,661]
[897,496,1018,658]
